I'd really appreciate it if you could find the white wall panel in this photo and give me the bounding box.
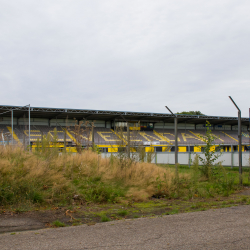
[100,152,250,167]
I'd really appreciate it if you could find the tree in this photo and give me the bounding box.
[176,111,205,115]
[197,121,222,179]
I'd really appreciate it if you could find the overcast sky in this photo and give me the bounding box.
[1,0,250,117]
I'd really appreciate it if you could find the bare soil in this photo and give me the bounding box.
[1,189,250,234]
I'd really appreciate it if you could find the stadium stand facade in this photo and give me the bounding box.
[0,105,249,153]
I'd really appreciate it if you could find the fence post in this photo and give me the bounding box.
[64,130,66,153]
[188,145,191,168]
[11,109,13,145]
[92,126,94,147]
[127,123,130,158]
[23,133,25,150]
[231,145,233,169]
[28,104,30,151]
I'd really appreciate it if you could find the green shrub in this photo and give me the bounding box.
[52,220,65,227]
[117,210,128,216]
[101,215,110,222]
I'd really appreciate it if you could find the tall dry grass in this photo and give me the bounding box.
[0,146,189,206]
[0,146,70,206]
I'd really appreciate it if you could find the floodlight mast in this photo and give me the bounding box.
[229,96,242,185]
[165,106,178,172]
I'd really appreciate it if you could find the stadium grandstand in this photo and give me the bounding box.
[0,105,249,155]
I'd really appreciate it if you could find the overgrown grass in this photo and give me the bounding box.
[0,146,247,208]
[158,155,244,199]
[0,146,184,206]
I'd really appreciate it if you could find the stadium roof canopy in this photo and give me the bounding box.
[0,105,249,127]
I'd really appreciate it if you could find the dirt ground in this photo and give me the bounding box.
[0,202,173,233]
[1,189,250,234]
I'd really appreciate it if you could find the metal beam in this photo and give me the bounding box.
[0,105,248,125]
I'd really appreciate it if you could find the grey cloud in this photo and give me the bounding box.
[0,0,250,117]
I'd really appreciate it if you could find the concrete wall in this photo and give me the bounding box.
[0,117,17,125]
[101,152,250,167]
[154,122,195,129]
[156,152,249,167]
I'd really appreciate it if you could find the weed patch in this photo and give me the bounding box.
[117,210,128,216]
[101,215,111,222]
[52,220,66,227]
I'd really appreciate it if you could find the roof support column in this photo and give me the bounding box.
[92,125,95,147]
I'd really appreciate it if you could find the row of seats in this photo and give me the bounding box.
[0,125,249,146]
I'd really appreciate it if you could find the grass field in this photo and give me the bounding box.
[164,164,250,185]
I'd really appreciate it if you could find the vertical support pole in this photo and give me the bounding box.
[238,110,242,184]
[175,116,178,171]
[127,122,130,158]
[2,133,5,147]
[188,145,191,168]
[23,133,25,150]
[229,96,242,185]
[64,130,66,153]
[41,131,43,152]
[11,109,13,145]
[163,120,165,136]
[92,126,94,147]
[165,106,178,174]
[28,104,31,151]
[231,145,233,169]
